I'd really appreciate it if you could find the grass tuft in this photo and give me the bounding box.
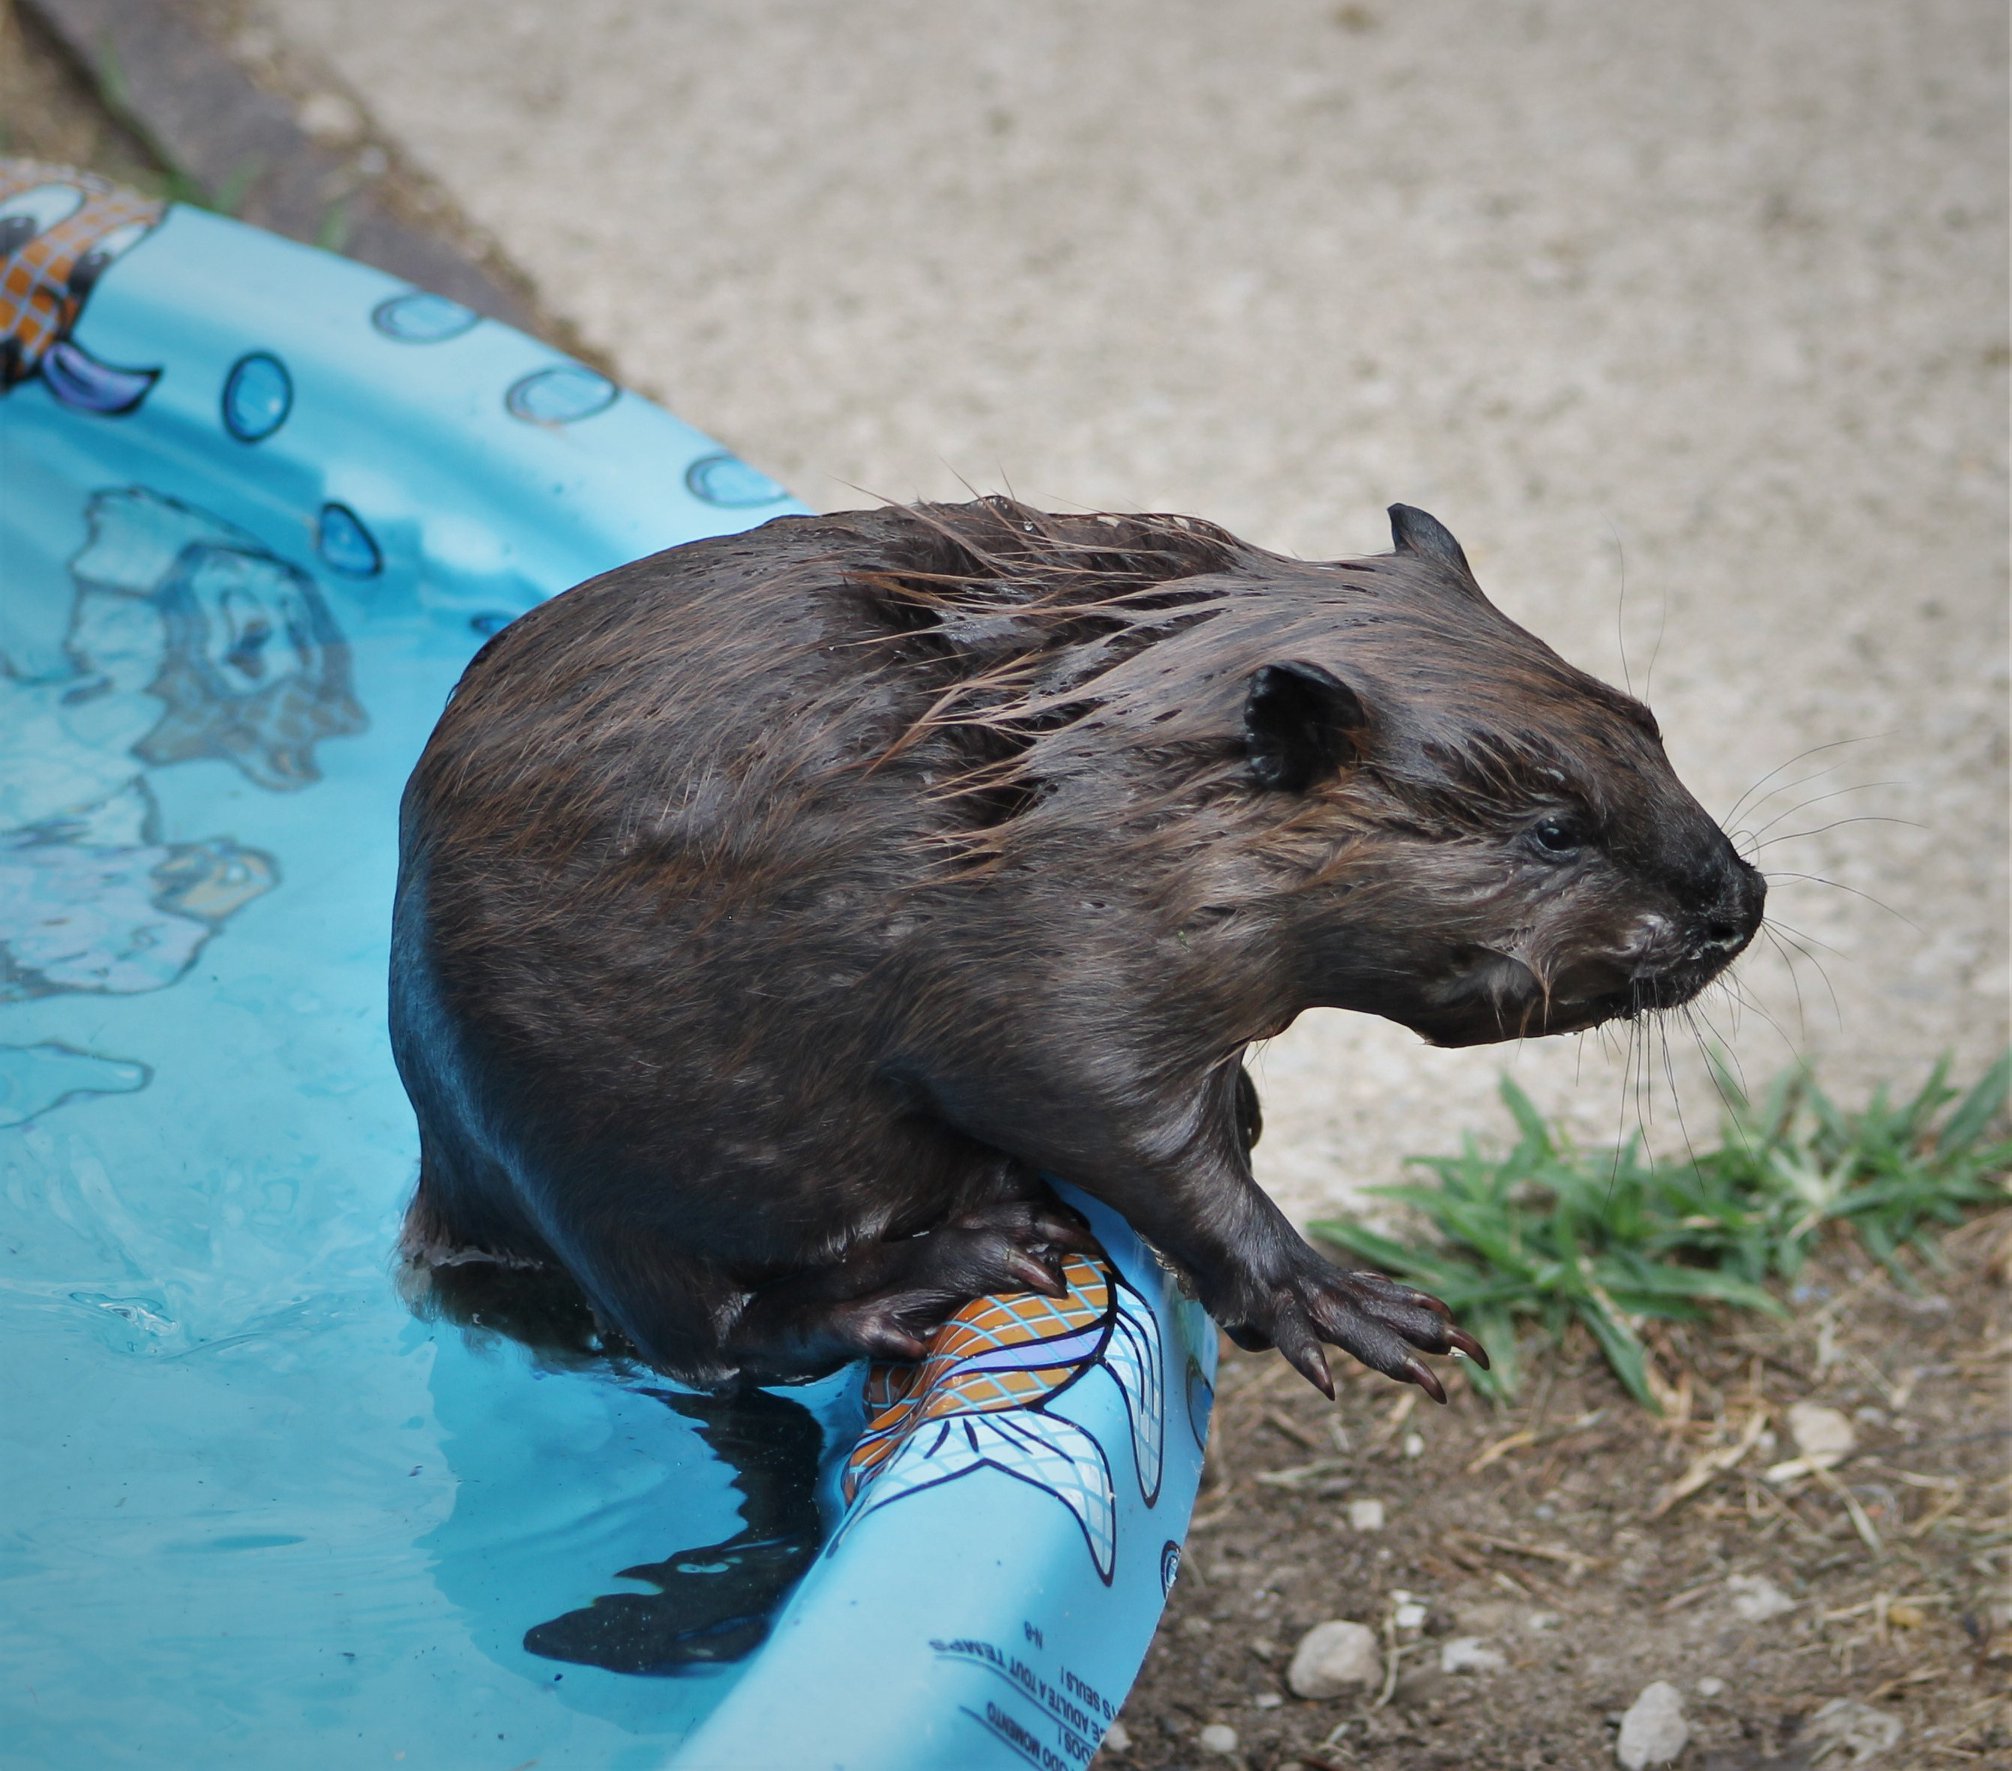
[1311,1053,2011,1410]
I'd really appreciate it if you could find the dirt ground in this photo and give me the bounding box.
[1115,1220,2012,1770]
[0,1,164,182]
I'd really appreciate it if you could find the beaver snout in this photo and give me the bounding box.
[1418,852,1767,1049]
[1658,848,1766,975]
[1619,851,1766,1014]
[1623,853,1765,976]
[1694,858,1767,961]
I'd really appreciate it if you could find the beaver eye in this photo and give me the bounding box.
[1528,815,1586,860]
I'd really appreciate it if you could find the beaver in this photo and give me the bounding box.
[389,497,1764,1401]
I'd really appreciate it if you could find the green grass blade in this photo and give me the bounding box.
[1936,1051,2010,1155]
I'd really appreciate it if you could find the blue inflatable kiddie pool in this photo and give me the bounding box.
[0,161,1215,1768]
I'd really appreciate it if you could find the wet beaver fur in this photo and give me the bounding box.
[390,497,1764,1399]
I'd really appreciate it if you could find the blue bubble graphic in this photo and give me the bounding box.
[1160,1540,1182,1598]
[317,503,382,578]
[504,364,618,425]
[371,292,479,343]
[220,352,291,442]
[684,452,789,508]
[1185,1354,1213,1452]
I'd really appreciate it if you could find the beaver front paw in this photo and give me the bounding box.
[1220,1250,1486,1403]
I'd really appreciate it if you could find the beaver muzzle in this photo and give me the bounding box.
[1413,856,1765,1048]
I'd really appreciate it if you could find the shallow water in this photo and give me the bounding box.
[0,195,835,1767]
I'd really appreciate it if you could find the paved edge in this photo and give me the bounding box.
[18,0,545,334]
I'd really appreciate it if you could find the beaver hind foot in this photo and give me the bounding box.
[724,1190,1103,1376]
[398,1158,1101,1381]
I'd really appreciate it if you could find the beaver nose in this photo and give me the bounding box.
[1699,861,1766,955]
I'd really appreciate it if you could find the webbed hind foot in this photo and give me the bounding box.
[728,1191,1102,1375]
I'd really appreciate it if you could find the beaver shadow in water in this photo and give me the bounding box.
[522,1385,824,1676]
[414,1259,827,1676]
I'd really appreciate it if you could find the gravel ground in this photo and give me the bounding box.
[237,0,2007,1226]
[1120,1221,2011,1769]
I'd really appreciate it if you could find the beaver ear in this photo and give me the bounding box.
[1244,661,1368,792]
[1388,504,1478,584]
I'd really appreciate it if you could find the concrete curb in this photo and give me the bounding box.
[19,0,542,333]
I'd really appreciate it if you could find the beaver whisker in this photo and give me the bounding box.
[1758,924,1814,1043]
[1718,732,1892,831]
[1709,970,1800,1064]
[1658,1014,1709,1179]
[1760,914,1845,960]
[1735,778,1903,849]
[1759,871,1918,931]
[1763,935,1846,1036]
[1682,1004,1762,1166]
[1764,923,1844,1032]
[1682,997,1742,1089]
[1619,1011,1655,1176]
[1724,760,1888,845]
[1746,813,1923,854]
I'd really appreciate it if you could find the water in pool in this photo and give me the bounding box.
[0,188,834,1769]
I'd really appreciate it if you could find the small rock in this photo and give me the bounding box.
[1198,1722,1240,1755]
[1696,1676,1726,1698]
[1787,1400,1856,1467]
[1805,1698,1904,1764]
[1347,1497,1387,1532]
[1525,1611,1562,1633]
[1286,1620,1382,1698]
[1101,1718,1131,1754]
[1393,1598,1429,1634]
[297,91,365,147]
[1252,1692,1283,1710]
[1616,1681,1689,1768]
[1402,1431,1426,1459]
[1439,1636,1507,1675]
[1727,1573,1797,1622]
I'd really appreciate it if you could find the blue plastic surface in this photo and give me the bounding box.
[0,166,1214,1770]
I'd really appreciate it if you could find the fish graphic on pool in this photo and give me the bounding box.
[839,1247,1166,1583]
[0,486,365,1110]
[0,160,164,414]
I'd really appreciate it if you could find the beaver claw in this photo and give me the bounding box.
[1222,1254,1486,1402]
[819,1196,1103,1362]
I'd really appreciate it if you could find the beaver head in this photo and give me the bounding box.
[1235,504,1765,1046]
[884,498,1764,1052]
